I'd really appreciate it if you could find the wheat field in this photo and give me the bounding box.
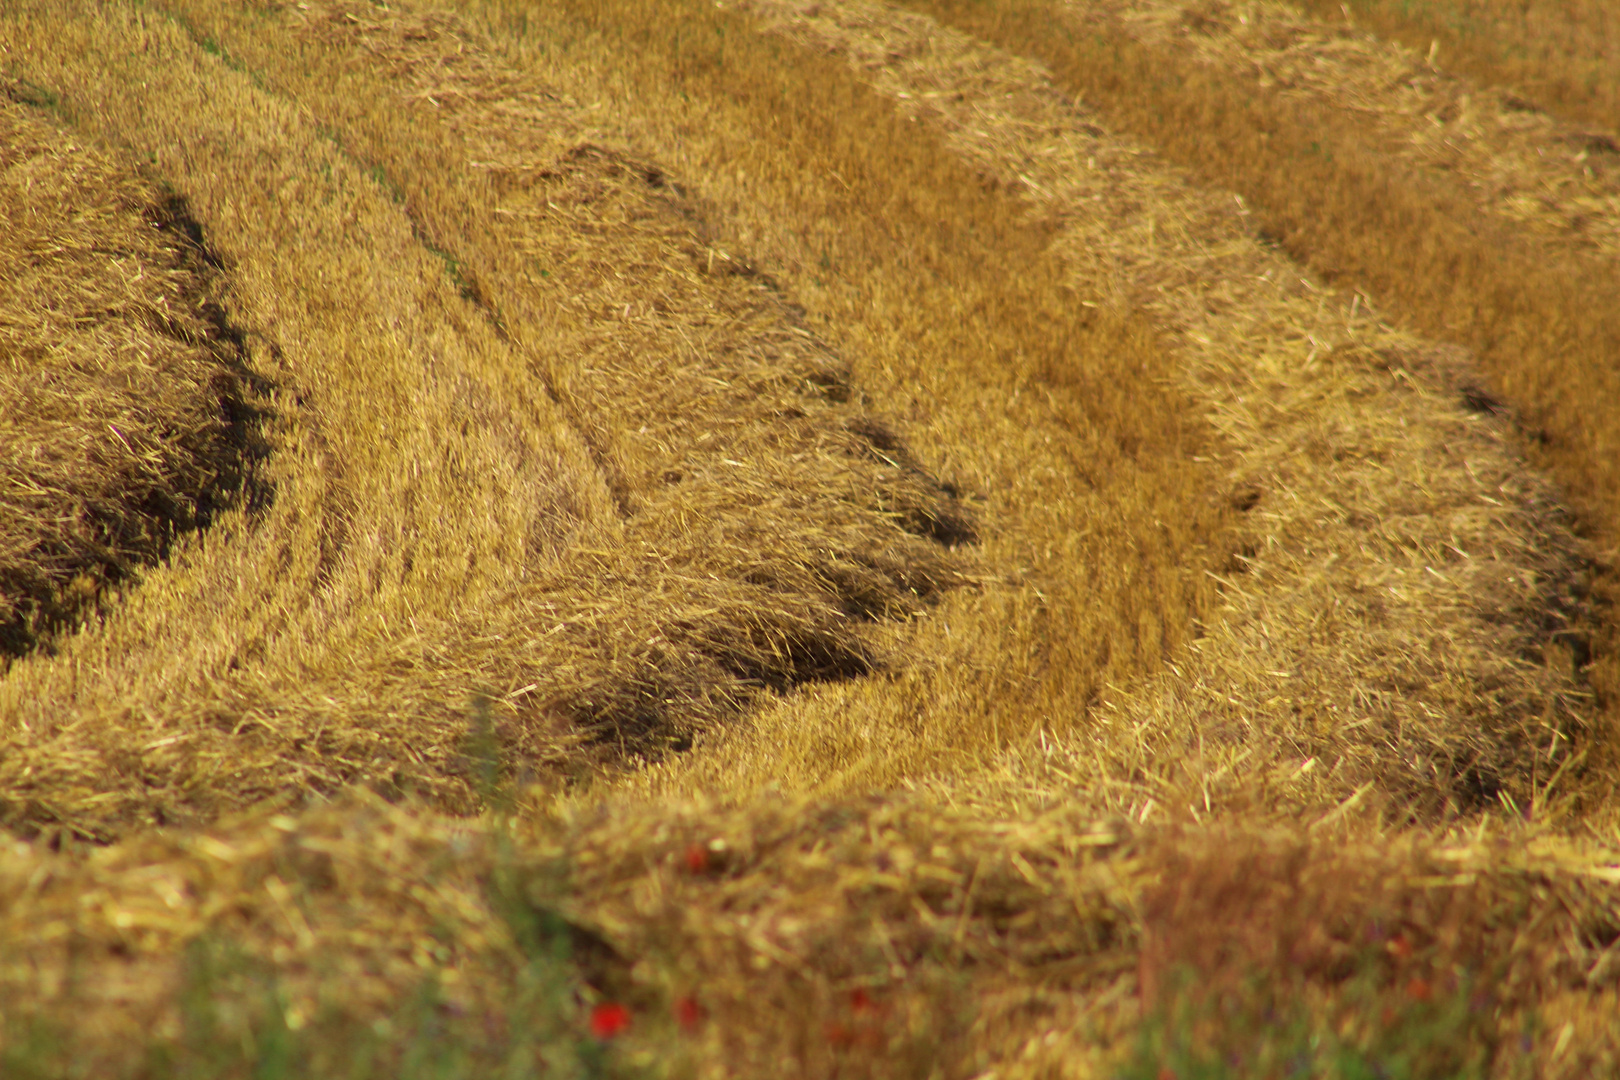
[1,0,1618,1076]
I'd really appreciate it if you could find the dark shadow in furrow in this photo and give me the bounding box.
[0,189,274,663]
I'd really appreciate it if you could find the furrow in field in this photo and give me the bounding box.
[0,0,972,839]
[206,0,1238,802]
[726,0,1594,817]
[0,2,608,835]
[900,0,1620,776]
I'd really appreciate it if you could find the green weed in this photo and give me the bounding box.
[0,848,663,1080]
[1119,963,1511,1080]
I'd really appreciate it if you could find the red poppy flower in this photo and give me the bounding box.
[684,843,710,875]
[675,995,704,1032]
[589,1002,632,1039]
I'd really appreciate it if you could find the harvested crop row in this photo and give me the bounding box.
[81,0,1237,802]
[1292,0,1620,142]
[646,0,1596,820]
[898,0,1620,800]
[0,0,981,839]
[439,0,1242,801]
[1095,0,1620,268]
[0,94,265,662]
[0,0,1234,838]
